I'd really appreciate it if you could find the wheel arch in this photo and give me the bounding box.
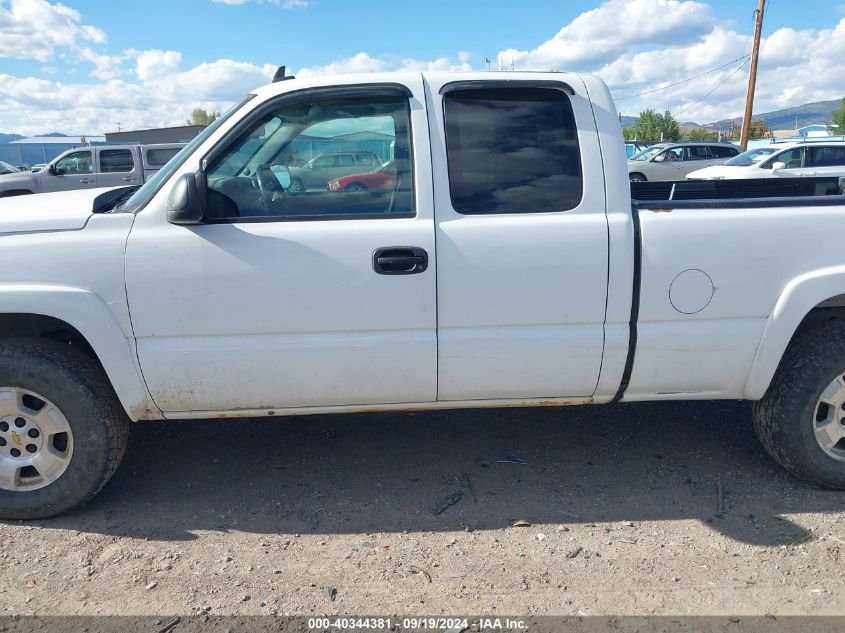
[745,266,845,399]
[0,285,159,420]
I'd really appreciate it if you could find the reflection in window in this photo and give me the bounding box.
[443,87,583,214]
[55,151,93,175]
[205,96,414,221]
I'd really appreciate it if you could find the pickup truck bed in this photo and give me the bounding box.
[2,70,845,519]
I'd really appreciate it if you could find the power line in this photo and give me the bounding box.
[613,54,751,102]
[672,57,751,119]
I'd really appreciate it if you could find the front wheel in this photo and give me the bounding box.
[0,339,129,519]
[753,320,845,489]
[288,177,304,194]
[629,173,647,182]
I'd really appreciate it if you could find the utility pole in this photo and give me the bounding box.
[740,0,766,149]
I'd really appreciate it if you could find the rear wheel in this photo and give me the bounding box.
[0,339,129,519]
[629,173,647,182]
[753,320,845,489]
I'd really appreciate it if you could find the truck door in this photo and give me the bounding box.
[49,149,97,191]
[125,79,436,414]
[424,75,609,400]
[96,147,141,187]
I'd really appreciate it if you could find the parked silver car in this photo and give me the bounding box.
[628,142,741,182]
[288,151,381,193]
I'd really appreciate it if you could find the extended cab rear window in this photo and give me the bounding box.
[443,87,583,215]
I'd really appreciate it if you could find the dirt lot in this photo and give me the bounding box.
[1,400,844,616]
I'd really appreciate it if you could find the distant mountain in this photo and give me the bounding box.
[39,132,68,138]
[0,133,24,144]
[705,98,844,131]
[619,98,844,132]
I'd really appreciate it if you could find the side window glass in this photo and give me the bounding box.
[205,95,414,220]
[686,146,709,161]
[100,149,135,173]
[145,148,180,167]
[356,153,376,166]
[811,146,845,167]
[55,151,93,175]
[443,86,582,214]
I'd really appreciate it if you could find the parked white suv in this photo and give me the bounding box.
[687,141,845,180]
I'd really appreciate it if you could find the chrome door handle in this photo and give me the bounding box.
[122,177,137,182]
[79,178,94,184]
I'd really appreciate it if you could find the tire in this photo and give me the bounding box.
[345,182,367,192]
[0,338,130,519]
[753,319,845,489]
[629,173,647,182]
[288,177,304,194]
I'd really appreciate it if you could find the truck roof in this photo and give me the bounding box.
[251,70,584,100]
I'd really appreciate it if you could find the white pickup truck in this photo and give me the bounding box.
[2,70,845,519]
[0,143,184,198]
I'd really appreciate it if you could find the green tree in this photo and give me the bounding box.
[684,127,718,141]
[657,110,681,142]
[831,98,845,134]
[747,118,770,139]
[627,109,681,143]
[186,107,220,126]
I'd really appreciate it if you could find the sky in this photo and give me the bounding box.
[1,0,844,135]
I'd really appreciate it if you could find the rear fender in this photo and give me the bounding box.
[744,266,845,399]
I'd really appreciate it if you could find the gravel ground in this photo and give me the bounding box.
[1,400,844,616]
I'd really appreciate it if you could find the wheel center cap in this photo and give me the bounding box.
[0,414,43,459]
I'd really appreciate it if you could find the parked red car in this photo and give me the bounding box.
[327,160,397,192]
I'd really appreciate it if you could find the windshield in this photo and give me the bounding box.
[723,147,777,167]
[630,146,664,161]
[120,96,254,212]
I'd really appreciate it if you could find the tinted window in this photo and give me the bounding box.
[685,146,710,161]
[100,149,134,173]
[444,87,582,214]
[709,146,739,158]
[54,150,93,175]
[145,147,180,167]
[205,95,414,221]
[808,146,845,167]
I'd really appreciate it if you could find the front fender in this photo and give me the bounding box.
[744,266,845,399]
[0,174,37,194]
[0,284,159,420]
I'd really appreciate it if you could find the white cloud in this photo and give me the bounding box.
[0,0,106,61]
[493,0,845,124]
[2,0,845,135]
[0,55,277,135]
